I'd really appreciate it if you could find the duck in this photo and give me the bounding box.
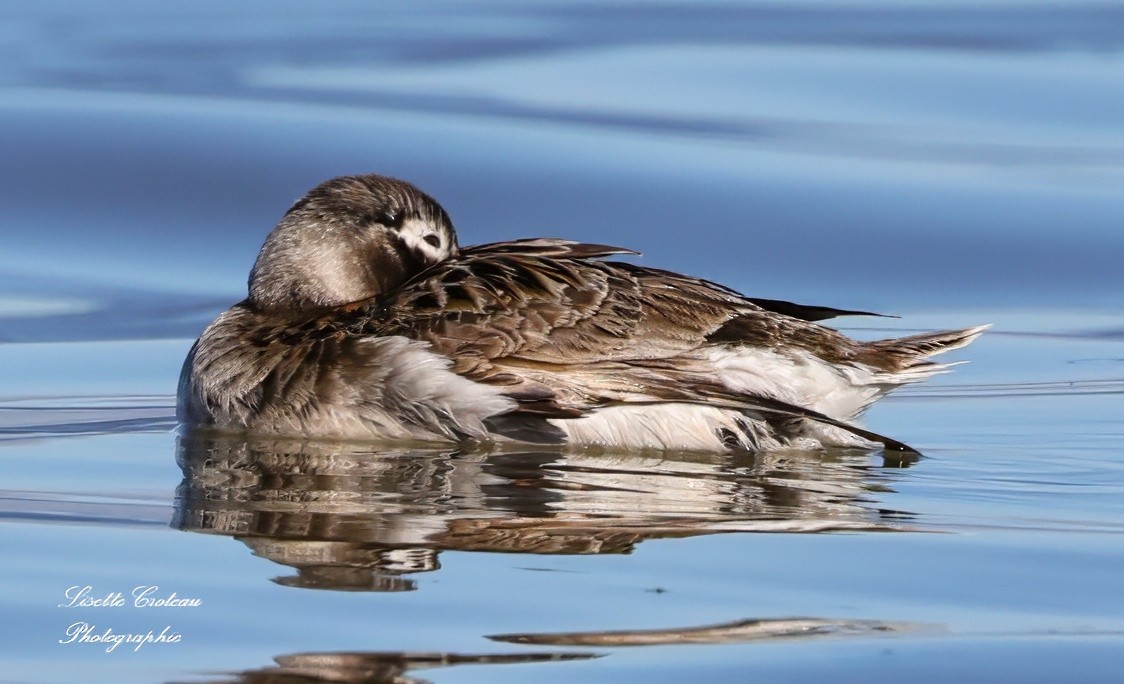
[178,174,986,453]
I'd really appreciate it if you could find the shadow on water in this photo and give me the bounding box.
[173,430,918,593]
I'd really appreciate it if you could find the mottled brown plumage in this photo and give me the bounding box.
[178,174,986,452]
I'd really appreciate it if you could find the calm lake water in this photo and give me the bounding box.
[2,2,1123,682]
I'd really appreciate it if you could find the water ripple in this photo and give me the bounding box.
[0,396,175,441]
[897,378,1124,400]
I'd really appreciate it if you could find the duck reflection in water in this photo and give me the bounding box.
[173,650,598,684]
[173,430,917,592]
[180,616,924,683]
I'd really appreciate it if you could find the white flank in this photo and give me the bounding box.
[706,346,886,421]
[552,404,777,452]
[375,337,517,434]
[301,337,516,441]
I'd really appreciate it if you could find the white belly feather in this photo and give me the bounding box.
[705,346,887,421]
[546,346,908,452]
[319,341,911,451]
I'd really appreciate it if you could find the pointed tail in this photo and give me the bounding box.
[859,324,990,382]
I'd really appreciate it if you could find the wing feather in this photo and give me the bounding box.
[370,242,863,422]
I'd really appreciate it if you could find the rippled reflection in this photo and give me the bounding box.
[176,649,597,684]
[489,616,927,647]
[173,430,916,591]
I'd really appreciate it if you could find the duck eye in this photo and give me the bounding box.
[423,234,441,248]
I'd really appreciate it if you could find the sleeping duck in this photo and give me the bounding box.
[178,174,985,453]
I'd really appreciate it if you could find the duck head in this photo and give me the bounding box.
[248,175,459,312]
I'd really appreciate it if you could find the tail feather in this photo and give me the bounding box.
[860,324,990,380]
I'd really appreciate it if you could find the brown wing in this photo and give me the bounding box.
[376,241,828,399]
[377,240,753,380]
[370,240,913,452]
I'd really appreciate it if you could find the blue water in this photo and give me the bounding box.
[2,2,1123,682]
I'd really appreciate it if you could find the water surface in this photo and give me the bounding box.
[1,2,1122,682]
